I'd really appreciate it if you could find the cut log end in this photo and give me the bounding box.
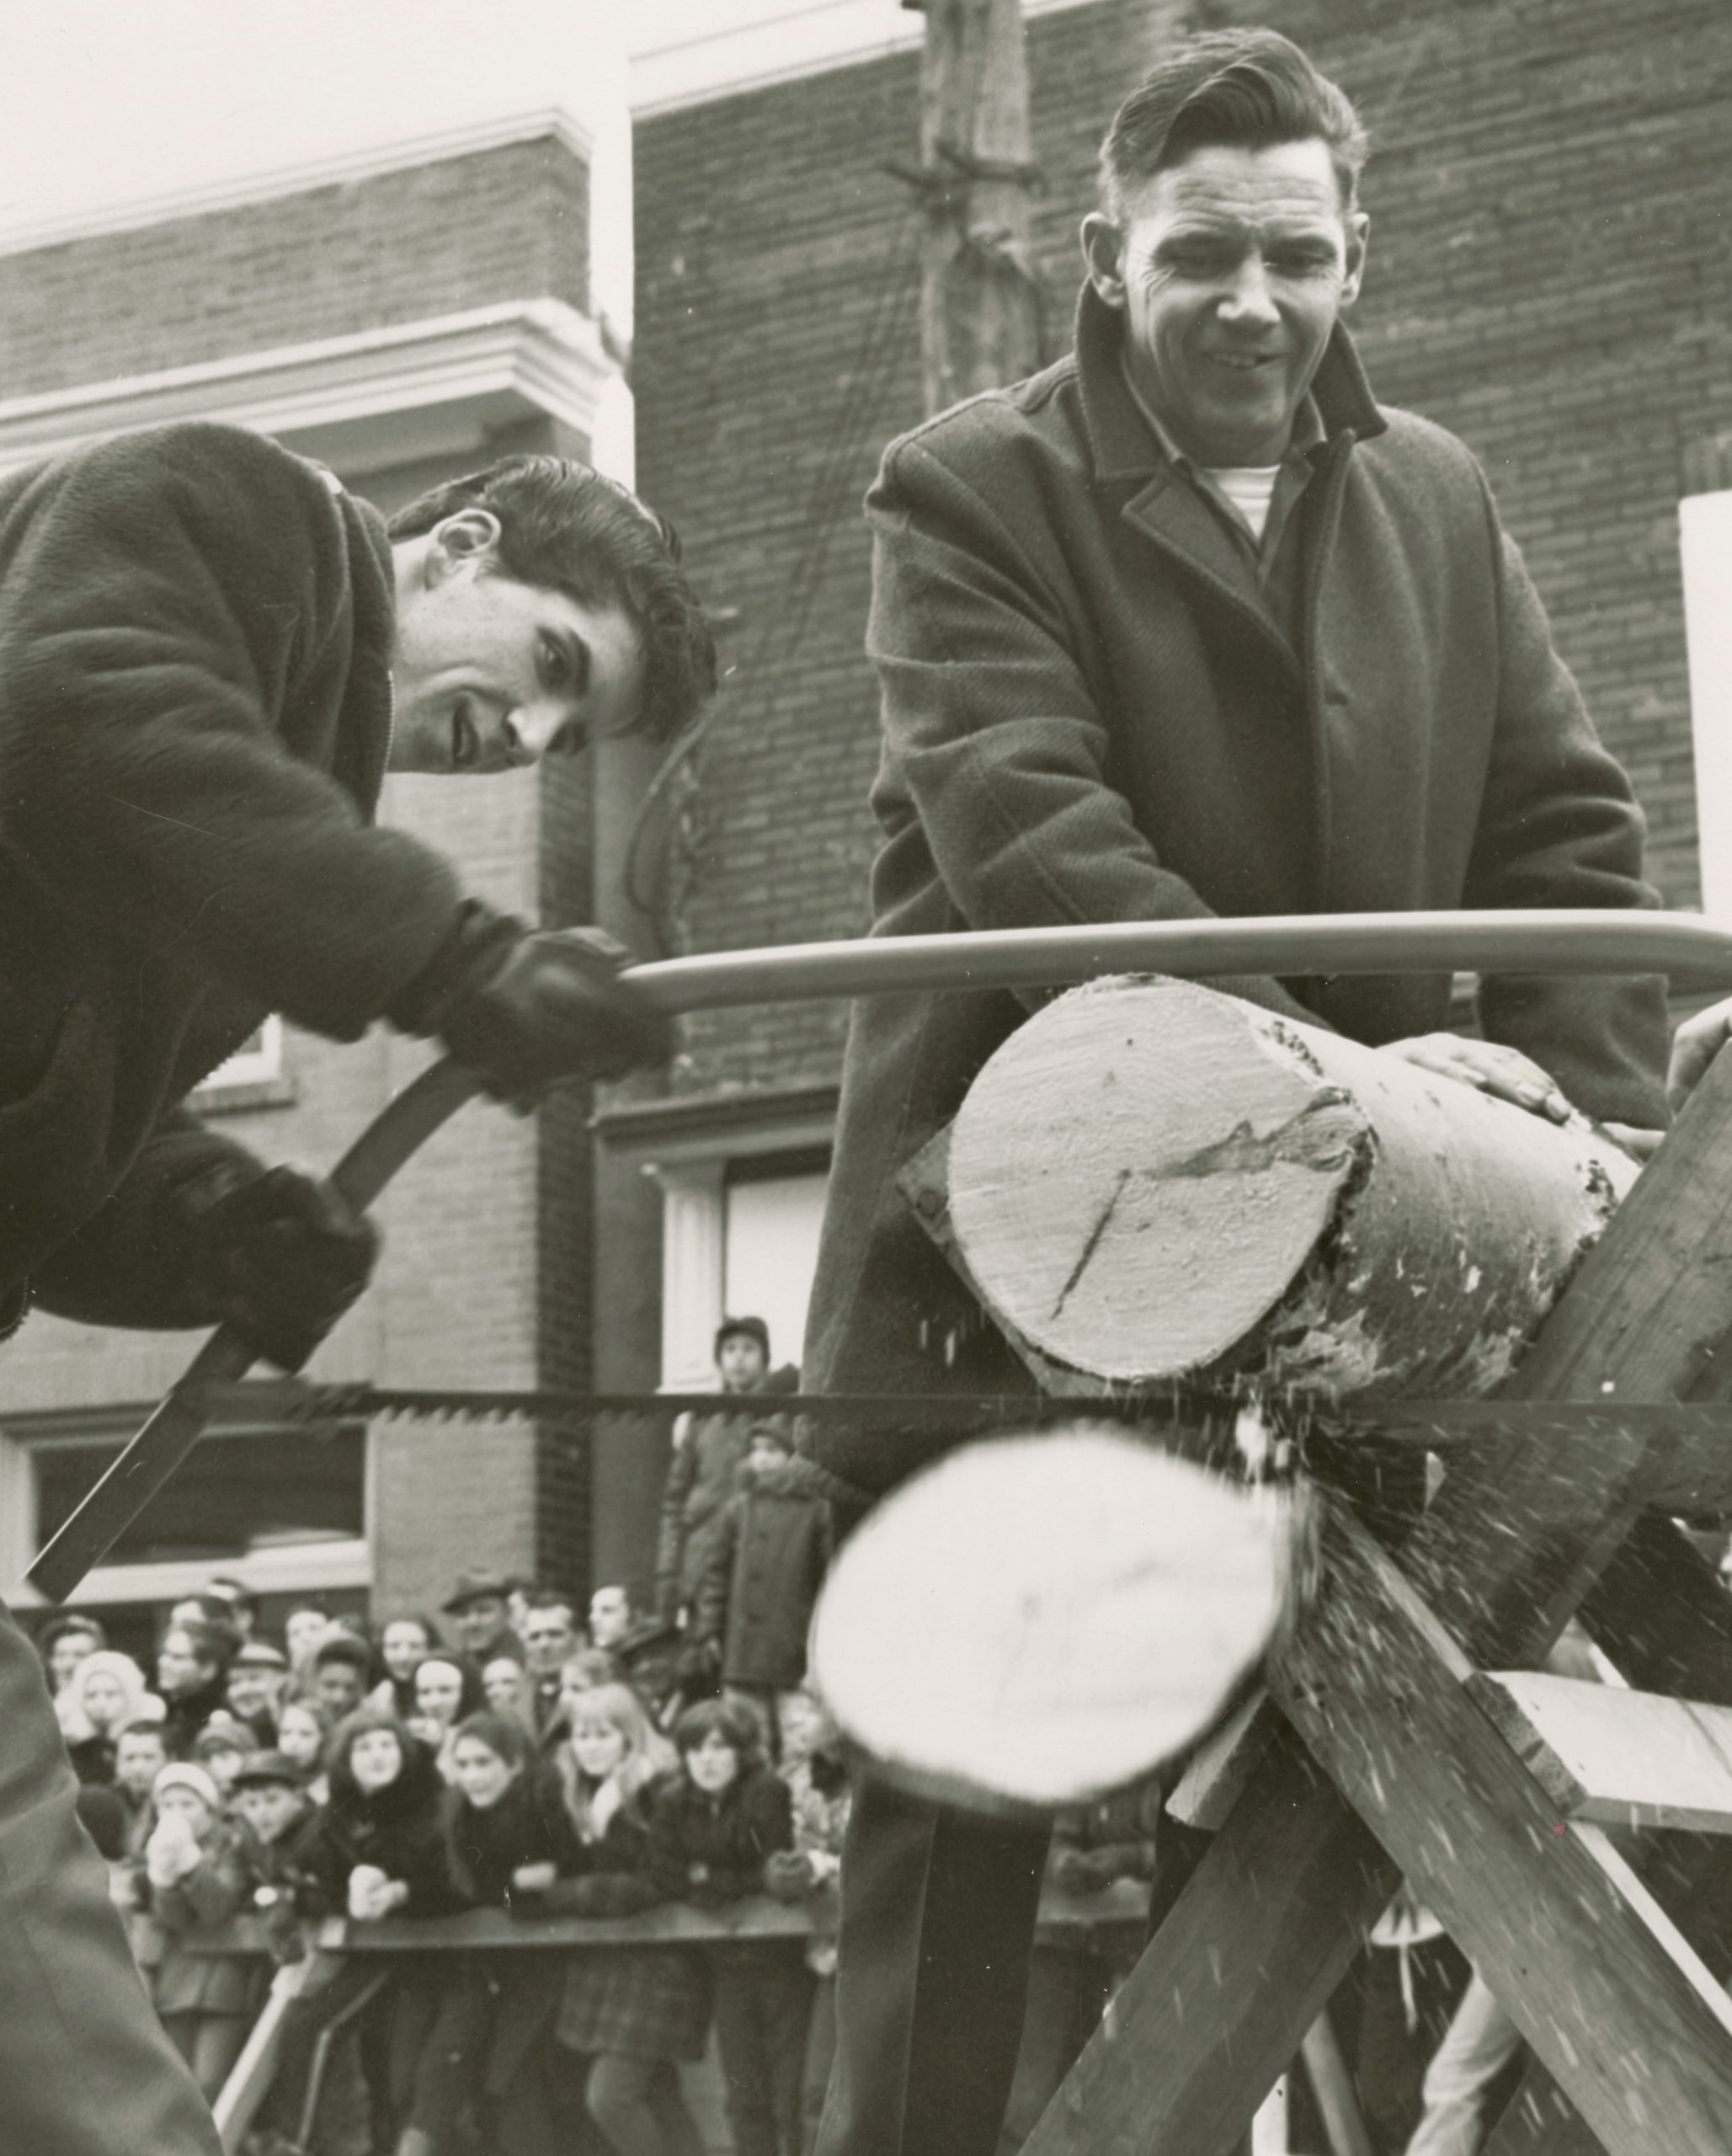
[938,977,1635,1399]
[811,1429,1303,1812]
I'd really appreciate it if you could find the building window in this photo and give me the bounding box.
[4,1411,370,1642]
[192,1015,295,1112]
[1683,487,1732,915]
[653,1147,830,1389]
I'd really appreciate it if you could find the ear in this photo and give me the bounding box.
[1340,210,1370,308]
[426,507,502,582]
[1080,212,1127,312]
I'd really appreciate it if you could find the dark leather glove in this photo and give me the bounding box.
[392,906,673,1109]
[178,1166,380,1371]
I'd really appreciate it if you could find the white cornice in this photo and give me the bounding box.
[0,105,591,260]
[0,300,620,478]
[632,0,1100,118]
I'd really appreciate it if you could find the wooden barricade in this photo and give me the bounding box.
[1016,1040,1732,2154]
[196,1885,1148,2153]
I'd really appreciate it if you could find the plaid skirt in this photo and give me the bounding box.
[555,1945,711,2063]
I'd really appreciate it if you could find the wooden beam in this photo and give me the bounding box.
[1469,1670,1732,1835]
[1274,1510,1732,2156]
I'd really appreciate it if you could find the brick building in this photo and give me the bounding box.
[0,6,640,1656]
[617,0,1732,1534]
[3,0,1731,1650]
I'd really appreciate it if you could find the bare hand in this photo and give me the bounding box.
[1668,1000,1732,1114]
[1600,1123,1665,1161]
[512,1862,557,1894]
[1383,1034,1573,1122]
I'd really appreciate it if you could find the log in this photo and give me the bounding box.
[934,976,1637,1396]
[809,1428,1305,1809]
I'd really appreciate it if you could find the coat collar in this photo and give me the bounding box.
[1071,280,1387,485]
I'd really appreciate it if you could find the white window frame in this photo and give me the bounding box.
[199,1013,285,1092]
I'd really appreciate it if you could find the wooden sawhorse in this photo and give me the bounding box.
[1025,1050,1732,2156]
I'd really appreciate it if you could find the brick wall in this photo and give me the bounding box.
[632,0,1732,1124]
[0,136,589,393]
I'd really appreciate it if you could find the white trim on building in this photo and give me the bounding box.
[0,107,593,260]
[0,300,621,478]
[632,0,1101,118]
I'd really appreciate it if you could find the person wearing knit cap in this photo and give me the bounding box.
[55,1648,162,1787]
[141,1761,259,2099]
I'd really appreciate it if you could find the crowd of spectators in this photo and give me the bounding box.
[27,1317,876,2156]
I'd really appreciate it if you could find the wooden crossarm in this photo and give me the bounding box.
[1276,1510,1732,2155]
[1471,1671,1732,1836]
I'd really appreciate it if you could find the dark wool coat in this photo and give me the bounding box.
[0,421,463,1326]
[143,1817,258,2018]
[693,1460,833,1690]
[648,1763,793,1909]
[654,1364,801,1617]
[803,288,1671,1497]
[298,1740,461,1921]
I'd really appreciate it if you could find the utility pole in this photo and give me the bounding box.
[898,0,1043,418]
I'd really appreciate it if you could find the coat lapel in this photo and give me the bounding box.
[1117,469,1298,675]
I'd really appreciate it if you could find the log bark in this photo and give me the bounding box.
[936,976,1637,1396]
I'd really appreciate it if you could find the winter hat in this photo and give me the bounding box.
[194,1723,248,1764]
[747,1419,794,1455]
[231,1749,303,1792]
[441,1569,513,1614]
[233,1639,289,1671]
[152,1762,221,1812]
[55,1649,154,1743]
[714,1315,770,1359]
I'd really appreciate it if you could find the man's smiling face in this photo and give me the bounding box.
[389,510,647,774]
[1083,136,1366,468]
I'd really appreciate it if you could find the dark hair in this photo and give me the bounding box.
[523,1591,577,1622]
[450,1710,534,1771]
[39,1613,106,1658]
[312,1633,375,1676]
[672,1694,766,1769]
[326,1706,414,1797]
[1099,29,1367,219]
[388,456,717,746]
[168,1616,240,1673]
[206,1577,261,1625]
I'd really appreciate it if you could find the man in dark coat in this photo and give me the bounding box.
[0,419,715,2156]
[802,30,1670,2156]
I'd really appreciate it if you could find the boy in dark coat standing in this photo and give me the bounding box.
[0,421,714,2156]
[802,29,1669,2156]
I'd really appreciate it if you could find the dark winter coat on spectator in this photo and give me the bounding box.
[654,1364,800,1619]
[0,421,463,1332]
[234,1807,322,1962]
[648,1764,794,1913]
[802,287,1671,1503]
[693,1460,834,1690]
[526,1778,711,2063]
[297,1739,459,1921]
[438,1763,584,2094]
[159,1676,233,1763]
[142,1816,258,2020]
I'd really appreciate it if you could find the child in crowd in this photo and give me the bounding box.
[193,1721,251,1802]
[56,1648,159,1785]
[530,1680,706,2156]
[408,1652,487,1777]
[230,1750,318,1967]
[115,1718,172,1855]
[370,1614,440,1718]
[310,1633,376,1723]
[140,1760,261,2099]
[690,1421,831,1758]
[652,1698,807,2156]
[655,1316,797,1630]
[481,1652,538,1729]
[276,1699,332,1800]
[765,1688,853,2156]
[418,1712,582,2156]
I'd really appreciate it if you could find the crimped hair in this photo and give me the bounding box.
[1099,28,1368,219]
[388,456,718,745]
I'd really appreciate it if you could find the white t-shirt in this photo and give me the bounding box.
[1202,464,1282,542]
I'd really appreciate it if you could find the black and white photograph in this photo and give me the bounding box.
[2,3,1730,2151]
